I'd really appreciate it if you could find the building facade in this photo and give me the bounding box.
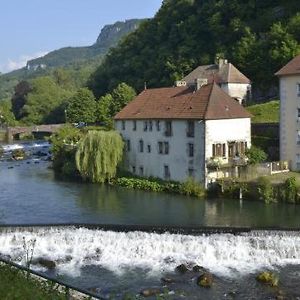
[182,59,251,105]
[115,83,251,186]
[276,55,300,170]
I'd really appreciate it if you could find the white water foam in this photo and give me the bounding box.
[2,141,50,152]
[0,227,299,277]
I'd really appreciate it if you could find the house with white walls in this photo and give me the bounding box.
[114,81,251,186]
[276,54,300,170]
[182,59,251,105]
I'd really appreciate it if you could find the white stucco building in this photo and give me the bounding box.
[276,54,300,170]
[114,82,251,186]
[182,59,251,105]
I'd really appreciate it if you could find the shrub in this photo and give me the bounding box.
[0,146,3,157]
[180,178,205,198]
[283,177,298,203]
[246,146,267,164]
[257,176,275,204]
[12,148,25,160]
[115,177,164,192]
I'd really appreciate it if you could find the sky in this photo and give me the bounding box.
[0,0,163,73]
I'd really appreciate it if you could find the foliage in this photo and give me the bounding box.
[0,264,67,300]
[88,1,300,98]
[115,177,164,192]
[21,77,73,125]
[246,146,267,164]
[66,88,97,123]
[97,83,136,127]
[50,125,83,177]
[75,130,124,183]
[257,176,275,204]
[283,176,298,203]
[0,146,3,157]
[12,149,26,160]
[0,99,17,126]
[246,100,279,123]
[180,177,205,198]
[11,81,32,120]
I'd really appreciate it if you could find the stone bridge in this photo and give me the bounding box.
[7,124,64,142]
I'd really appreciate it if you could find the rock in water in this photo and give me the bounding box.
[175,264,189,274]
[140,288,161,297]
[197,272,213,288]
[256,271,279,287]
[36,258,56,270]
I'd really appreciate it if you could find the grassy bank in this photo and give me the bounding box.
[246,100,279,123]
[0,263,66,300]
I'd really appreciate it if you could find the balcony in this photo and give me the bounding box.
[206,156,248,170]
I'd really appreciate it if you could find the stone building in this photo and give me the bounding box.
[182,59,251,105]
[276,54,300,170]
[114,82,251,186]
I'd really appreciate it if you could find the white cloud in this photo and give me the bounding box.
[0,51,49,74]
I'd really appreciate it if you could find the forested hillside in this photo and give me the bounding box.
[0,19,144,100]
[88,0,300,99]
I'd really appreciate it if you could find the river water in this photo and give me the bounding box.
[0,141,300,299]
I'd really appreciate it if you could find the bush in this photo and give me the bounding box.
[246,146,267,164]
[283,177,298,203]
[115,177,164,192]
[180,177,205,198]
[257,176,275,204]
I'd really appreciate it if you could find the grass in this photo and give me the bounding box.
[0,263,67,300]
[246,100,279,123]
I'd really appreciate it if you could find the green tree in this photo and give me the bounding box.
[246,146,267,164]
[75,130,124,183]
[97,93,113,127]
[0,99,17,126]
[109,83,136,116]
[22,77,72,125]
[66,88,97,123]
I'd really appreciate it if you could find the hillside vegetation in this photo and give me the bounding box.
[247,100,280,123]
[0,19,143,100]
[88,0,300,98]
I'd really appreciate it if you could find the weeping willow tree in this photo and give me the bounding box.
[75,130,124,183]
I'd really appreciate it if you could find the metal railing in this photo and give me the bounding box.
[0,255,102,300]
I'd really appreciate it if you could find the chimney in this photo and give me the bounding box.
[195,78,208,91]
[218,58,228,69]
[175,80,187,87]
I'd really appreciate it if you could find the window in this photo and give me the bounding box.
[122,121,126,130]
[187,121,195,137]
[140,166,144,176]
[212,143,226,157]
[188,143,194,157]
[165,121,172,137]
[297,131,300,145]
[149,121,153,131]
[132,166,136,174]
[164,165,170,179]
[188,168,195,177]
[133,120,137,131]
[144,121,148,131]
[139,140,144,152]
[126,140,131,152]
[297,83,300,97]
[164,142,169,154]
[158,142,163,154]
[156,121,160,131]
[298,108,300,119]
[147,144,151,153]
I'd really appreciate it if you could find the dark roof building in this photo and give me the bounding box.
[182,59,251,85]
[114,83,251,121]
[275,54,300,76]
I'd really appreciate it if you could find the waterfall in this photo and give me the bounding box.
[0,227,299,277]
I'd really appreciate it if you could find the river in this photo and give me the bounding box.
[0,141,300,299]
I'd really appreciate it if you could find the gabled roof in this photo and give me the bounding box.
[275,54,300,76]
[182,62,251,85]
[114,83,251,120]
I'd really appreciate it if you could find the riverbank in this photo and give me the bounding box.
[0,263,66,300]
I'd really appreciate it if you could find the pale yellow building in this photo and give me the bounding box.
[276,54,300,170]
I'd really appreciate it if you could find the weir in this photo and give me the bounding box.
[1,225,300,278]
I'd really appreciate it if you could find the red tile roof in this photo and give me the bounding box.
[114,83,251,120]
[275,55,300,76]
